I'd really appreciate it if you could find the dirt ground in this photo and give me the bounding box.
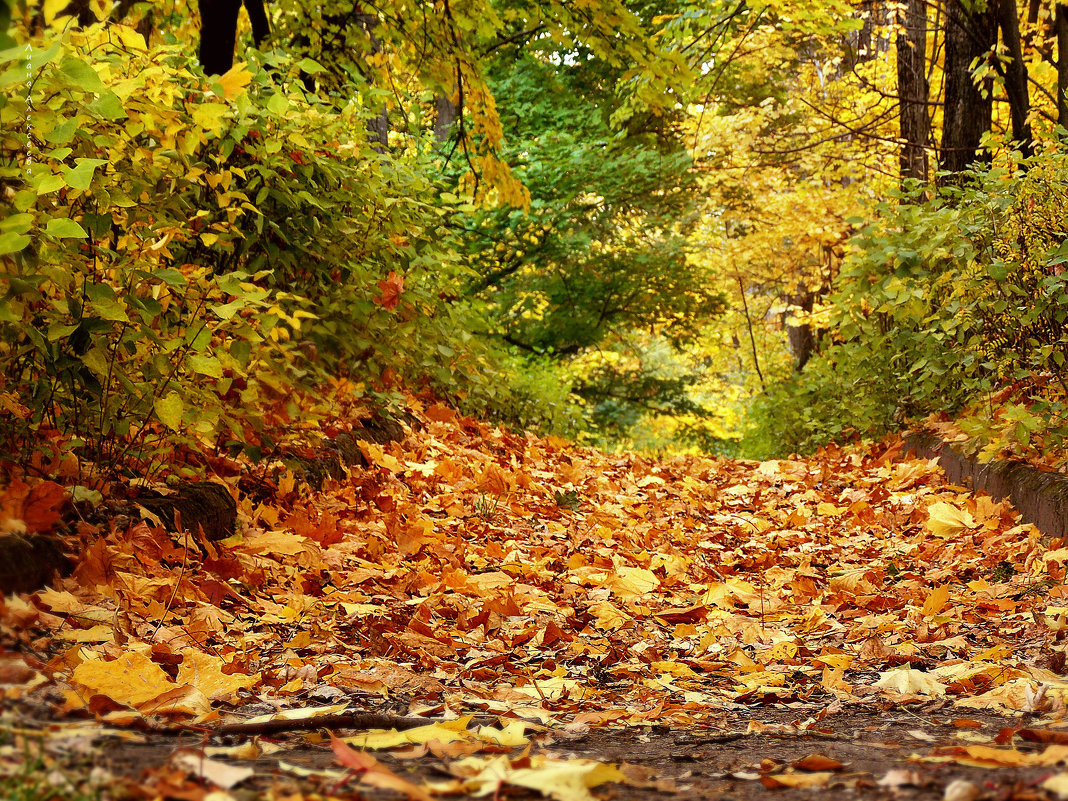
[7,696,1065,801]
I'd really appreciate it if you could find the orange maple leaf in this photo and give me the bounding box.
[374,271,406,311]
[1,479,68,534]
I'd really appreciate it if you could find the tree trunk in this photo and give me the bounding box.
[198,0,269,76]
[434,94,459,143]
[939,0,997,176]
[356,12,390,152]
[996,0,1033,159]
[897,0,929,183]
[786,286,817,372]
[1059,3,1068,127]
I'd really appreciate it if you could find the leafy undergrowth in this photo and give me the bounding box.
[919,376,1068,472]
[5,396,1068,798]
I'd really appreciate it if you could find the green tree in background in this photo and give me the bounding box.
[447,43,726,436]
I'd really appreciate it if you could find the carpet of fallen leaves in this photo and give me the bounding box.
[6,396,1068,800]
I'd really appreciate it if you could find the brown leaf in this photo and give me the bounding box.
[331,735,434,801]
[792,754,845,772]
[1017,728,1068,745]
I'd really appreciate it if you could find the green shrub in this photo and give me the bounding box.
[0,24,524,474]
[743,150,1068,458]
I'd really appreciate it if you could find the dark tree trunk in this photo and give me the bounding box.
[434,94,459,143]
[786,287,817,371]
[897,0,929,183]
[996,0,1034,159]
[198,0,269,77]
[1059,3,1068,127]
[355,11,389,151]
[939,0,997,176]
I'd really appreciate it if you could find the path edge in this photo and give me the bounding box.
[903,431,1068,540]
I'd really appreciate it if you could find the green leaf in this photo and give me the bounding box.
[267,93,288,114]
[58,55,104,92]
[297,58,325,75]
[187,354,223,377]
[211,299,245,320]
[155,392,184,431]
[88,297,130,322]
[43,117,80,145]
[0,213,32,233]
[0,231,30,255]
[45,217,87,238]
[61,158,107,191]
[188,326,212,351]
[71,486,103,505]
[81,346,110,379]
[88,90,125,120]
[152,268,187,288]
[35,174,66,194]
[47,322,81,341]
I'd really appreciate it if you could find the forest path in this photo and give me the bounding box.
[3,408,1066,800]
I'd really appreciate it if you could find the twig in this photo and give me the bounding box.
[689,732,746,745]
[208,712,549,738]
[214,713,455,737]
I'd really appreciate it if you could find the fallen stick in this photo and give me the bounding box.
[214,712,464,737]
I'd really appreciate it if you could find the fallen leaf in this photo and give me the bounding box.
[791,754,844,771]
[926,501,976,537]
[71,651,181,710]
[761,771,833,788]
[874,667,947,697]
[171,750,254,789]
[331,735,434,801]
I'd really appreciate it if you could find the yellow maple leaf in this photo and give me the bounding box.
[588,600,630,631]
[241,530,310,556]
[610,567,659,599]
[216,64,253,99]
[177,651,260,702]
[925,501,976,537]
[451,754,624,801]
[71,651,179,709]
[921,585,951,617]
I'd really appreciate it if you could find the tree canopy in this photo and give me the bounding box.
[3,0,1068,461]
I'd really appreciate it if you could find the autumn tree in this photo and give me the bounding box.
[897,0,929,181]
[940,0,998,174]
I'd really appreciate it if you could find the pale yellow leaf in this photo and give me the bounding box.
[1042,773,1068,798]
[926,502,976,537]
[873,667,946,697]
[610,567,659,599]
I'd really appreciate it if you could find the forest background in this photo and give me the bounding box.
[3,0,1068,476]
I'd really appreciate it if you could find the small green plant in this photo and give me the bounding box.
[473,491,502,522]
[991,560,1015,583]
[553,489,582,511]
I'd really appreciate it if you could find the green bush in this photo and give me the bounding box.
[0,24,527,475]
[743,151,1068,458]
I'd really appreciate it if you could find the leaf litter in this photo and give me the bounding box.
[5,396,1068,799]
